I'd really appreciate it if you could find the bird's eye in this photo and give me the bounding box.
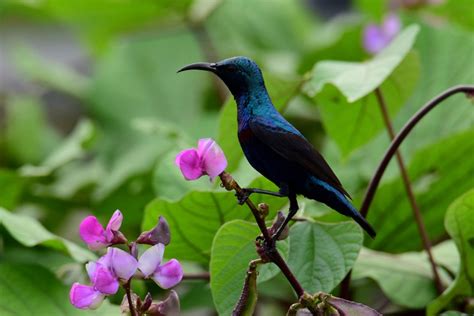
[226,64,238,72]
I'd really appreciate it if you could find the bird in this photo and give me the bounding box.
[178,56,376,241]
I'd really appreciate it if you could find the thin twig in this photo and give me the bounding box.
[341,85,474,299]
[124,280,138,316]
[182,272,211,281]
[374,87,443,294]
[219,172,305,297]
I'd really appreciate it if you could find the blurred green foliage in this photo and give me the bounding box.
[0,0,473,315]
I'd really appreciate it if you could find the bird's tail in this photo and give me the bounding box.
[350,209,376,238]
[306,177,376,238]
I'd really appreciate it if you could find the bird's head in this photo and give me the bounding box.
[178,56,265,99]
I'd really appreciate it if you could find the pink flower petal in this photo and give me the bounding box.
[108,247,138,280]
[152,259,183,289]
[138,244,165,277]
[175,149,203,180]
[200,140,227,180]
[69,283,105,310]
[197,138,214,156]
[85,261,97,282]
[92,264,119,295]
[363,24,386,54]
[383,14,401,39]
[79,216,108,250]
[105,210,123,241]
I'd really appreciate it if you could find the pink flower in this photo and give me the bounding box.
[175,138,227,181]
[138,244,183,289]
[363,13,401,54]
[70,248,138,309]
[79,210,125,250]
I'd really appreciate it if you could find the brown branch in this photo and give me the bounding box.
[374,87,443,294]
[219,172,305,298]
[182,272,210,281]
[341,85,474,299]
[123,280,138,316]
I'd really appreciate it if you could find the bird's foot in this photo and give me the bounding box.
[236,189,251,205]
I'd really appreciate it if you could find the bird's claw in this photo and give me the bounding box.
[237,189,251,205]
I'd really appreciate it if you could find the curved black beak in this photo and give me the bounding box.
[177,62,217,73]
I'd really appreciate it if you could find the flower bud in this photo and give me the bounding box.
[268,211,289,241]
[146,290,180,316]
[137,216,171,246]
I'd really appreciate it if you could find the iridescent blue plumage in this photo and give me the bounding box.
[178,56,376,238]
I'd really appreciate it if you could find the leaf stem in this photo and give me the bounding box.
[374,87,443,294]
[341,85,474,299]
[360,85,474,217]
[182,272,210,281]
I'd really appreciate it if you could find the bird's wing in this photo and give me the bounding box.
[249,120,351,199]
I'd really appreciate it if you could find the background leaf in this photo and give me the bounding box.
[142,177,287,264]
[0,208,95,262]
[303,25,419,102]
[367,129,474,252]
[428,189,474,315]
[287,221,363,293]
[210,220,288,316]
[0,263,118,316]
[312,50,420,156]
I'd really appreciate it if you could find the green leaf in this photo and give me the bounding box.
[4,96,60,164]
[0,208,95,262]
[12,46,89,98]
[142,177,287,264]
[352,248,447,308]
[16,0,193,52]
[428,189,474,315]
[304,25,419,102]
[20,119,97,177]
[287,221,363,293]
[313,50,420,156]
[0,169,24,209]
[210,220,288,316]
[367,129,474,252]
[0,263,118,316]
[89,30,214,137]
[207,0,315,56]
[392,23,474,155]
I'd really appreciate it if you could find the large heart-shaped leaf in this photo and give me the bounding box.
[0,208,95,262]
[304,25,419,102]
[287,221,363,293]
[352,246,453,309]
[142,177,287,264]
[210,220,288,316]
[313,51,420,156]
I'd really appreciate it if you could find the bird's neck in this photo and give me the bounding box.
[235,87,273,119]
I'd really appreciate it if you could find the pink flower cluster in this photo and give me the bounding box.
[70,211,183,310]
